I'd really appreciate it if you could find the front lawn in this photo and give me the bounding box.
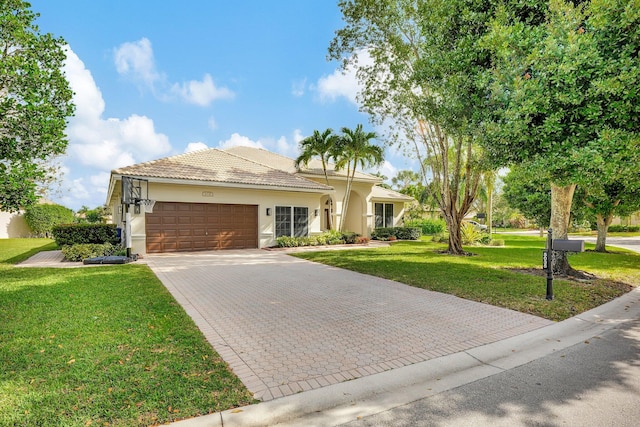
[294,234,640,322]
[0,239,254,426]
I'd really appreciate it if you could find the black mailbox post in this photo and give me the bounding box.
[544,229,584,300]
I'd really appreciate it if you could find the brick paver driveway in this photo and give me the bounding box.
[146,250,552,401]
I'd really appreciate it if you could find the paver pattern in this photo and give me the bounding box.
[146,250,553,401]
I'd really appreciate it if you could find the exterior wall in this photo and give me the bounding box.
[321,179,375,235]
[304,176,410,236]
[0,211,31,238]
[611,212,640,227]
[109,181,326,254]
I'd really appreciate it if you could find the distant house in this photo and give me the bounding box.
[105,146,413,254]
[0,210,31,238]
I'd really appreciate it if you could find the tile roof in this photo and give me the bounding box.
[224,146,380,181]
[112,148,332,191]
[370,185,415,201]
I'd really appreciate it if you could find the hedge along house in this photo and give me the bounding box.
[105,146,413,255]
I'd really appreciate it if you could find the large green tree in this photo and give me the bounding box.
[0,0,74,212]
[577,130,640,251]
[330,0,491,254]
[334,124,384,232]
[503,163,553,232]
[484,0,640,273]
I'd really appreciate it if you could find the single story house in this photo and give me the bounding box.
[105,146,413,254]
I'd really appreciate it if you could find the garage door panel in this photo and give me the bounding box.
[146,202,257,253]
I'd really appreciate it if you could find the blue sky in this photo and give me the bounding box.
[29,1,415,210]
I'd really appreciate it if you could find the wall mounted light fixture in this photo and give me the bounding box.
[314,209,319,217]
[266,207,272,216]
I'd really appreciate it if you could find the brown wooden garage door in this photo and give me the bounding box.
[145,202,258,253]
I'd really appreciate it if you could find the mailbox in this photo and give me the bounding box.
[552,239,584,252]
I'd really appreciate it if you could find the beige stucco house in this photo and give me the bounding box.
[105,146,413,255]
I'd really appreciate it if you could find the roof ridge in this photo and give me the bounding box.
[112,147,224,173]
[223,146,292,169]
[222,147,333,188]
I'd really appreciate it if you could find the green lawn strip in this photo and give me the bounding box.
[294,235,639,322]
[0,238,58,264]
[1,246,255,426]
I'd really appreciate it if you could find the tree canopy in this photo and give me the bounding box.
[295,128,338,229]
[0,0,75,212]
[330,0,491,254]
[483,0,640,271]
[334,124,384,232]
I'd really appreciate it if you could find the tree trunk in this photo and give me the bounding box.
[550,183,576,275]
[487,181,494,236]
[443,208,465,254]
[340,165,355,232]
[595,213,613,252]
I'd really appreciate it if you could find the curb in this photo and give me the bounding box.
[165,286,640,427]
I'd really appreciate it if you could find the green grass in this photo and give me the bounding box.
[0,238,58,264]
[294,234,640,322]
[0,239,255,426]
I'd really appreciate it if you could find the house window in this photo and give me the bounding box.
[293,207,309,237]
[275,206,309,237]
[374,203,394,228]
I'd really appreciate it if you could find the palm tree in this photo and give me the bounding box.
[295,128,337,229]
[334,124,384,231]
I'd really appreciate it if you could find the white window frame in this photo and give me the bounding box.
[275,206,309,237]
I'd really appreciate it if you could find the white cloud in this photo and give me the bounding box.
[208,116,218,131]
[219,133,264,149]
[293,129,304,144]
[185,142,209,153]
[217,132,299,159]
[316,70,359,104]
[276,136,298,159]
[171,73,234,106]
[113,38,162,88]
[378,160,398,180]
[315,49,373,105]
[114,39,233,107]
[59,46,172,209]
[291,78,307,97]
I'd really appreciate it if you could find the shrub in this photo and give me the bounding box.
[490,239,505,247]
[432,233,446,243]
[371,227,394,240]
[508,213,527,229]
[341,231,360,244]
[461,222,484,245]
[24,204,74,237]
[297,236,313,246]
[609,225,640,233]
[61,242,120,261]
[394,227,422,240]
[371,227,421,241]
[52,223,120,246]
[276,230,358,248]
[324,230,345,245]
[276,236,299,247]
[355,236,370,244]
[405,218,447,235]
